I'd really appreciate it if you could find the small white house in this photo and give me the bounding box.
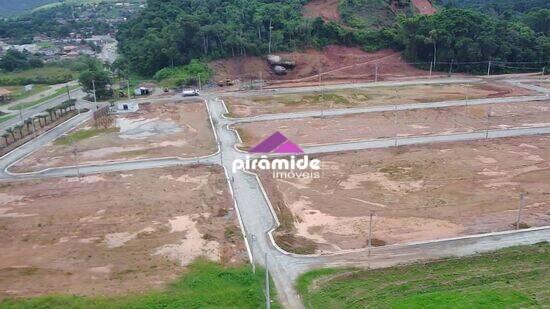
[115,101,139,113]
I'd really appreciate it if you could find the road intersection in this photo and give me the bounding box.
[0,76,549,308]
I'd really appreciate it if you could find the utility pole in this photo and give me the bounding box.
[92,80,97,104]
[127,79,131,99]
[429,61,433,78]
[265,253,271,309]
[516,193,525,230]
[375,64,379,82]
[485,106,492,139]
[250,234,255,274]
[73,143,81,179]
[487,60,492,76]
[268,19,273,54]
[367,211,373,248]
[448,59,454,77]
[259,71,263,90]
[197,74,202,90]
[66,84,71,101]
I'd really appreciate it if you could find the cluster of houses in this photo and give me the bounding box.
[0,35,116,62]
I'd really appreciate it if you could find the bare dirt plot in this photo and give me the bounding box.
[259,135,550,254]
[0,166,245,299]
[234,101,550,148]
[531,81,550,89]
[411,0,436,15]
[303,0,341,22]
[210,47,432,86]
[11,101,216,173]
[224,82,533,117]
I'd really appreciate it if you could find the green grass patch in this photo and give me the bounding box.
[0,260,279,308]
[0,114,16,124]
[154,59,212,88]
[297,243,549,308]
[55,127,119,145]
[3,85,50,102]
[0,66,76,86]
[9,85,79,111]
[255,92,352,106]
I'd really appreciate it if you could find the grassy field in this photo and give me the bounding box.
[3,85,50,102]
[0,260,279,308]
[8,85,78,111]
[297,243,549,308]
[0,66,75,86]
[0,114,16,124]
[55,127,119,145]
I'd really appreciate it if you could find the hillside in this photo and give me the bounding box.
[0,0,58,16]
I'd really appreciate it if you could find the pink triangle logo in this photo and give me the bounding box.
[249,132,304,154]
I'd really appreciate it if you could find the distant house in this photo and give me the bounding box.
[0,88,12,103]
[114,101,139,113]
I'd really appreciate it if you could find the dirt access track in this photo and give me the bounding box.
[224,81,533,118]
[0,166,245,299]
[210,47,434,88]
[11,100,216,173]
[260,135,550,254]
[235,101,550,148]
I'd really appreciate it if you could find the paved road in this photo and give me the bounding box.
[207,96,550,308]
[223,77,482,97]
[303,126,550,155]
[1,77,549,308]
[0,88,86,132]
[227,95,549,124]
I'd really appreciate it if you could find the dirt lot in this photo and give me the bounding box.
[531,81,550,89]
[303,0,341,22]
[11,100,216,173]
[210,47,434,87]
[235,101,550,147]
[260,135,550,254]
[224,82,533,117]
[412,0,436,15]
[0,166,245,299]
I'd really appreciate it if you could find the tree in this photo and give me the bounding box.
[14,124,24,139]
[2,133,10,145]
[78,68,112,100]
[24,118,33,132]
[46,108,56,122]
[5,128,15,141]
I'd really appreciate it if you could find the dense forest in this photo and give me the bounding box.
[399,8,549,73]
[117,0,549,76]
[116,0,398,75]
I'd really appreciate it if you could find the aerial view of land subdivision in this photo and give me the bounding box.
[0,0,549,308]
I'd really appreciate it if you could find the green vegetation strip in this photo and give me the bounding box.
[0,114,15,124]
[297,243,549,308]
[9,85,79,111]
[55,127,119,145]
[0,260,279,308]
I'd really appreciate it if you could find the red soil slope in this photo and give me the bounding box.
[303,0,341,22]
[412,0,436,15]
[209,45,435,88]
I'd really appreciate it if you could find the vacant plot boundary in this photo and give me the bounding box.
[258,135,550,254]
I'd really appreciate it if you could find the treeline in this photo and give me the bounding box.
[0,49,43,72]
[397,8,550,73]
[117,0,391,76]
[117,0,549,77]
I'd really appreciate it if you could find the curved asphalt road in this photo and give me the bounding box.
[1,77,549,308]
